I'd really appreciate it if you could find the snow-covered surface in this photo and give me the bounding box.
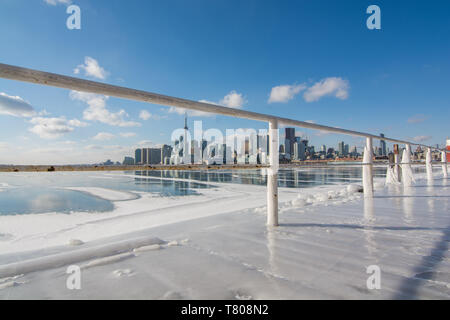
[0,170,449,299]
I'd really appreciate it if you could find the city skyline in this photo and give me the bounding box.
[121,125,419,167]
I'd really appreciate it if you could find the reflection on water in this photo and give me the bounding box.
[133,171,210,196]
[139,166,393,188]
[426,183,435,217]
[363,197,378,259]
[402,187,415,224]
[364,197,375,223]
[0,187,113,215]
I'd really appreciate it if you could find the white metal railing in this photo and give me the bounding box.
[0,63,448,226]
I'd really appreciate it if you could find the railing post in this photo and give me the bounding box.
[394,144,401,182]
[267,120,279,227]
[426,147,433,181]
[362,137,374,198]
[442,151,448,178]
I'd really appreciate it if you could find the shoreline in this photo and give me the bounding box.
[0,160,393,173]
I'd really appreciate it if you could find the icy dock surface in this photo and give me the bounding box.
[1,176,449,299]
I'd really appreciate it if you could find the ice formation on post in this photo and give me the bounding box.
[362,143,373,197]
[401,145,415,186]
[442,151,448,178]
[385,165,400,185]
[426,148,433,182]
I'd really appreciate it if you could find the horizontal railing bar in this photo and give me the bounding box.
[0,63,448,153]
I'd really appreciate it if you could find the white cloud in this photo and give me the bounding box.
[43,0,71,5]
[168,105,214,117]
[136,140,154,147]
[38,109,51,116]
[139,110,152,120]
[68,118,88,127]
[139,110,166,120]
[93,132,115,141]
[303,77,350,102]
[268,84,306,103]
[70,91,141,127]
[219,91,246,109]
[74,57,108,80]
[28,117,76,139]
[0,92,35,117]
[413,135,432,142]
[408,114,429,124]
[85,145,103,150]
[119,132,137,138]
[168,91,245,117]
[0,141,134,165]
[61,140,77,145]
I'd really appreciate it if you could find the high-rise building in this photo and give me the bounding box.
[257,134,269,155]
[380,133,387,156]
[293,138,307,161]
[285,128,295,140]
[338,141,345,156]
[161,144,172,164]
[135,149,142,164]
[135,147,166,165]
[143,148,149,164]
[123,156,134,165]
[284,128,296,159]
[148,148,161,164]
[293,137,300,160]
[284,138,291,158]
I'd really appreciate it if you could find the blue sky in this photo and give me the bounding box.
[0,0,449,164]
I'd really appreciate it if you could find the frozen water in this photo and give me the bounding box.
[0,169,448,299]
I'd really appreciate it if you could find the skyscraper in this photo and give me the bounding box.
[123,156,134,165]
[148,148,161,164]
[135,149,142,165]
[338,141,345,156]
[142,148,148,164]
[285,128,295,140]
[380,133,387,156]
[284,128,296,159]
[161,144,172,164]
